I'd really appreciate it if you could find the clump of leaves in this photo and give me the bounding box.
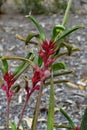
[0,0,85,130]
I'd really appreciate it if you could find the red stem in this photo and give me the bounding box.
[6,99,10,130]
[17,95,30,130]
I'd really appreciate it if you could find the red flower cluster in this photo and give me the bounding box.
[25,40,55,95]
[39,40,55,69]
[32,71,41,88]
[31,40,55,92]
[1,72,15,102]
[76,126,80,130]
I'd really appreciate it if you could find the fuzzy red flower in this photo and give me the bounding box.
[1,72,15,102]
[4,72,14,88]
[30,40,55,95]
[32,71,41,88]
[39,40,55,68]
[76,126,80,130]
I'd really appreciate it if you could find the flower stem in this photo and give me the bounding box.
[62,0,73,26]
[31,85,43,130]
[6,100,10,130]
[17,95,30,130]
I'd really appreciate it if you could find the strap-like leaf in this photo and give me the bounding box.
[38,56,43,67]
[46,70,73,81]
[25,33,40,45]
[47,72,54,130]
[52,25,65,40]
[54,123,72,129]
[59,107,76,129]
[22,121,25,130]
[55,47,80,58]
[61,42,73,55]
[1,55,35,67]
[80,107,87,130]
[51,62,66,72]
[26,15,46,41]
[34,55,43,67]
[14,51,33,75]
[56,25,82,42]
[9,121,17,130]
[53,70,73,77]
[55,42,73,56]
[2,59,8,74]
[45,79,69,86]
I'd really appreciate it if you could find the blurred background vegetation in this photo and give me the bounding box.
[14,0,67,14]
[0,0,68,14]
[0,0,86,15]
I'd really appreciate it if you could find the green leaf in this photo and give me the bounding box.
[2,59,8,74]
[53,70,73,77]
[56,25,82,42]
[14,63,30,80]
[27,15,46,41]
[14,51,33,75]
[54,123,72,129]
[45,79,69,86]
[22,121,25,130]
[25,33,40,45]
[34,55,43,67]
[38,56,43,67]
[59,107,75,129]
[47,72,54,130]
[33,55,38,65]
[80,107,87,130]
[52,25,65,40]
[55,47,80,58]
[9,121,17,130]
[62,42,73,55]
[52,62,66,72]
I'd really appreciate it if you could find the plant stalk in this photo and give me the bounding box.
[6,100,10,130]
[62,0,73,26]
[17,95,30,130]
[47,71,54,130]
[31,85,43,130]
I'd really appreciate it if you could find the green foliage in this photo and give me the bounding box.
[80,107,87,130]
[27,15,46,41]
[14,51,33,76]
[25,33,40,45]
[59,107,76,129]
[9,122,17,130]
[56,25,82,42]
[34,55,43,67]
[51,62,66,72]
[51,25,65,40]
[0,0,83,130]
[2,59,8,74]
